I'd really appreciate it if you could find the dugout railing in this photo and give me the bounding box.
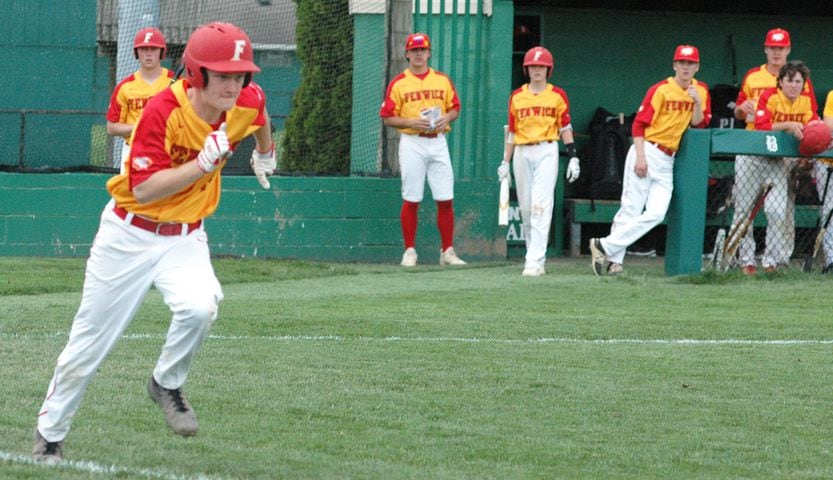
[563,129,833,275]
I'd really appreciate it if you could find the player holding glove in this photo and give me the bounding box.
[499,46,579,277]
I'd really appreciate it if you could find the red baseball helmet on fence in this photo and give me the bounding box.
[133,27,166,59]
[523,46,553,77]
[183,22,260,89]
[799,120,832,156]
[405,33,431,50]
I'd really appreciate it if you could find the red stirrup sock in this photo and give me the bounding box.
[400,201,419,248]
[436,200,454,251]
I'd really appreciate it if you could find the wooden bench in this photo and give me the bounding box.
[565,198,821,257]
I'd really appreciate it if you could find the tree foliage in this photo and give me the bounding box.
[281,0,353,174]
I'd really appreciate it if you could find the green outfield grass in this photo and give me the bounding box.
[1,256,832,479]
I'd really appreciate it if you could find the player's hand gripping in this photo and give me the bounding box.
[565,157,580,183]
[250,143,277,189]
[196,122,231,173]
[497,161,510,182]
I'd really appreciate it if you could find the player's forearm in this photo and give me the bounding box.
[132,162,206,204]
[252,120,273,152]
[106,121,133,138]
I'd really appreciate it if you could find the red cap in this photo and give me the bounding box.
[765,28,791,47]
[405,33,431,50]
[674,45,700,62]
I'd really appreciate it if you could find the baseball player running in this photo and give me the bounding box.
[106,27,173,172]
[380,33,467,267]
[33,22,276,464]
[730,28,817,274]
[590,45,711,275]
[498,46,580,276]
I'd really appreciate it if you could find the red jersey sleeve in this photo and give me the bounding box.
[128,90,178,189]
[632,82,662,137]
[754,88,778,130]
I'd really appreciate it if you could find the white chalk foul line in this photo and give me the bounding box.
[0,450,219,480]
[11,332,833,345]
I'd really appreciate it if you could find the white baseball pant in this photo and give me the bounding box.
[813,161,833,266]
[399,133,454,202]
[36,199,223,442]
[512,141,558,270]
[601,142,674,264]
[731,155,795,268]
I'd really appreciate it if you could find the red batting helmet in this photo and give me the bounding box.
[799,120,832,156]
[183,22,260,89]
[133,27,166,59]
[523,46,553,77]
[405,33,431,50]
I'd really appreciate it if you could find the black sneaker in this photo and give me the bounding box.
[32,429,63,464]
[148,376,199,436]
[822,264,833,274]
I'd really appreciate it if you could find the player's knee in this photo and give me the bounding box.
[176,293,221,329]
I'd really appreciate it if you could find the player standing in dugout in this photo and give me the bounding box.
[106,27,174,172]
[32,22,277,464]
[590,45,712,276]
[380,33,467,268]
[730,28,816,275]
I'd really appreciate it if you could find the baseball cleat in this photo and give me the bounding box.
[741,265,757,276]
[607,262,623,275]
[32,428,64,464]
[439,247,467,266]
[521,266,545,277]
[148,376,199,436]
[400,247,418,267]
[589,238,606,276]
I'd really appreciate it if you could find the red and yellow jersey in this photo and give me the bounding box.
[632,77,712,151]
[379,68,461,135]
[105,68,174,143]
[106,79,267,223]
[506,84,571,144]
[823,90,833,119]
[753,87,819,130]
[736,64,816,130]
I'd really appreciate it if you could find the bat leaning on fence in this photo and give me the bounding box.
[498,125,510,226]
[805,199,833,272]
[804,166,833,272]
[720,182,773,272]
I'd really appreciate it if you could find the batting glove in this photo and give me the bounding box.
[566,157,581,183]
[497,161,510,182]
[250,142,277,189]
[196,123,231,173]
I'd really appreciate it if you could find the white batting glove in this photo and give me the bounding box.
[250,143,277,189]
[566,157,581,183]
[196,123,231,173]
[497,161,510,182]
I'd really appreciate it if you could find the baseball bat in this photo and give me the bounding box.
[498,125,510,226]
[804,166,833,272]
[722,182,773,271]
[711,228,726,271]
[807,200,833,272]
